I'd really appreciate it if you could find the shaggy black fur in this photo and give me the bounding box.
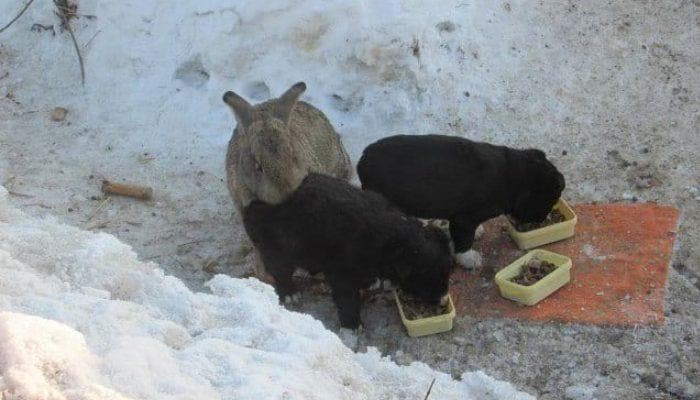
[242,173,454,329]
[357,134,565,253]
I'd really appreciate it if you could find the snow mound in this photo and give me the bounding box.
[0,186,532,399]
[0,312,129,400]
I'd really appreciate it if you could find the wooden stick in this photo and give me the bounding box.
[101,180,153,200]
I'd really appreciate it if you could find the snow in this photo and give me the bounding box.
[0,312,129,400]
[0,0,586,174]
[3,0,696,397]
[0,186,532,399]
[0,2,536,396]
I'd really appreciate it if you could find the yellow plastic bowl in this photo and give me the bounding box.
[394,291,456,337]
[495,249,572,306]
[507,198,577,250]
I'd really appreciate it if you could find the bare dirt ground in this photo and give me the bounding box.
[1,1,698,399]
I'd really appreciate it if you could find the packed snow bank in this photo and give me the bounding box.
[0,186,533,399]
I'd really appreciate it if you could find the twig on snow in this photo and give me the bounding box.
[65,25,84,85]
[54,0,85,85]
[0,0,37,35]
[83,29,100,49]
[30,23,56,35]
[86,220,110,230]
[24,202,51,209]
[423,377,436,400]
[85,197,111,225]
[7,190,34,198]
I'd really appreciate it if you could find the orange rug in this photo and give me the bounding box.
[450,203,679,326]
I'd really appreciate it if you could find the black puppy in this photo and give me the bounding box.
[357,134,565,253]
[242,173,453,329]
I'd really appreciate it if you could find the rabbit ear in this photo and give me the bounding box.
[274,82,306,122]
[223,91,254,126]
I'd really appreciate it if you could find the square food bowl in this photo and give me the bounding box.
[507,198,577,250]
[495,249,572,306]
[394,291,456,337]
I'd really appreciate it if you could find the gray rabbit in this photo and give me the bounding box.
[223,82,352,209]
[223,82,352,285]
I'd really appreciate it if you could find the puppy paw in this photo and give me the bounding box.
[337,326,362,349]
[283,293,302,304]
[455,249,483,269]
[474,224,485,241]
